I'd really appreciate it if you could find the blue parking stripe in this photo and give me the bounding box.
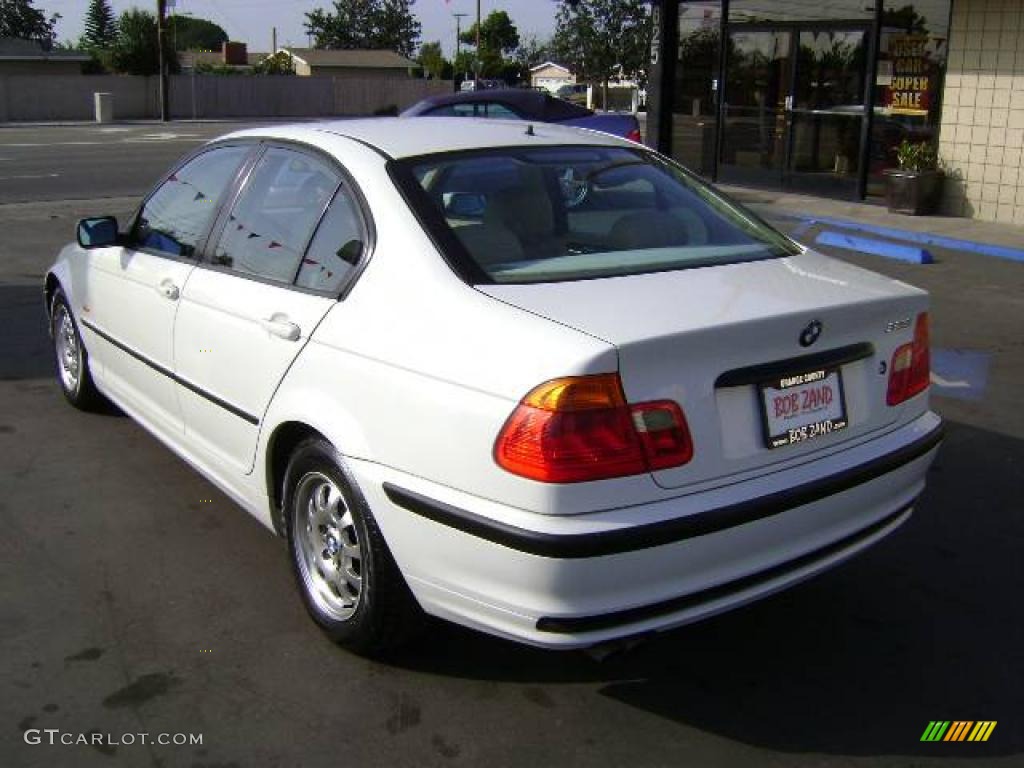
[815,231,934,264]
[781,213,1024,262]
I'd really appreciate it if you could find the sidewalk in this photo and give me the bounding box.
[719,184,1024,260]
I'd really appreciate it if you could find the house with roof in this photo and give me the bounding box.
[529,61,575,93]
[0,37,90,75]
[278,48,418,79]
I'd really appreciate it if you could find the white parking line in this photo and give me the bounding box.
[0,173,60,180]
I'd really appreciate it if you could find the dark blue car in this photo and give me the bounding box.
[400,89,642,143]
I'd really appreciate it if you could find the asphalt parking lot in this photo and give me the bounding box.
[1,122,1021,768]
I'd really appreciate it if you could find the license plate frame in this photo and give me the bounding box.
[758,368,848,449]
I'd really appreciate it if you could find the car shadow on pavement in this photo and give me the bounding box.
[393,419,1022,758]
[0,284,53,381]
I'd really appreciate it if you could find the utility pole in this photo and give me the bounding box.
[475,0,481,87]
[453,12,467,91]
[156,0,169,121]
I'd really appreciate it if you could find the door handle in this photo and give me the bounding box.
[259,314,301,341]
[157,278,179,301]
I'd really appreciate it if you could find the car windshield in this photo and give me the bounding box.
[398,146,800,284]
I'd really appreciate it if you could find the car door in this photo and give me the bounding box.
[173,144,368,474]
[78,144,252,435]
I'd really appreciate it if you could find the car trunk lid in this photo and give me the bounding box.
[478,249,928,490]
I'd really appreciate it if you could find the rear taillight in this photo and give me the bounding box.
[886,312,931,406]
[494,374,693,483]
[626,128,642,143]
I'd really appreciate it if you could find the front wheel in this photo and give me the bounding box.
[283,438,422,655]
[50,289,103,411]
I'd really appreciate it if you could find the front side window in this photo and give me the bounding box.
[399,146,799,284]
[134,145,249,258]
[212,147,340,284]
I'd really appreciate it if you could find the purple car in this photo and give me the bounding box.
[400,88,643,143]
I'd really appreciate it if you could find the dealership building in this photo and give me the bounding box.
[645,0,1024,224]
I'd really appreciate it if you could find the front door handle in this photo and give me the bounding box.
[157,278,179,301]
[259,313,301,341]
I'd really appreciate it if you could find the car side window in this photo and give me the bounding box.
[427,103,478,117]
[134,145,249,258]
[211,146,340,285]
[295,185,366,293]
[484,103,519,119]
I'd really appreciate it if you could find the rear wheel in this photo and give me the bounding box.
[50,289,103,411]
[283,437,422,655]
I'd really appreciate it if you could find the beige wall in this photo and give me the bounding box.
[939,0,1024,224]
[0,74,451,122]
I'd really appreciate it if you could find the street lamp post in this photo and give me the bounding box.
[475,0,481,87]
[156,0,169,121]
[453,12,467,91]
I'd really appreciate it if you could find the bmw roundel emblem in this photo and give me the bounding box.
[799,320,823,347]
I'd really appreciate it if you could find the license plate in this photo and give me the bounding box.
[759,368,848,449]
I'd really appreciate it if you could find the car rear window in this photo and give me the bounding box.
[396,146,800,284]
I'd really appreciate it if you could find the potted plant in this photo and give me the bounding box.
[884,140,944,215]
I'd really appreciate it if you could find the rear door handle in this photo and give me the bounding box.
[157,278,179,301]
[259,314,301,341]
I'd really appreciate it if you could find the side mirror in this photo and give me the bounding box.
[77,216,119,248]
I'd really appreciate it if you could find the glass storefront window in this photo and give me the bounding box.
[869,1,951,195]
[672,2,722,176]
[729,0,874,23]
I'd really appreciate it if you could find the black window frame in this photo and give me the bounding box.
[195,138,376,301]
[127,141,259,265]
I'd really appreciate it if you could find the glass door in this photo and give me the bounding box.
[718,29,793,187]
[786,28,869,196]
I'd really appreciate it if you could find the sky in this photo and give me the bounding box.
[38,0,560,57]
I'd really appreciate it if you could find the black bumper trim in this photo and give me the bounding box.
[715,342,875,388]
[535,503,913,634]
[382,422,942,559]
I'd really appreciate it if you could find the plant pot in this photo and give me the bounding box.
[884,169,944,215]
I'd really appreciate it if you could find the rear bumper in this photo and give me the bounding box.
[354,411,942,648]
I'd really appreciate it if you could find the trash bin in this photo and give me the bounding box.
[94,92,113,123]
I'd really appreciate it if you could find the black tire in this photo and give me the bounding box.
[50,288,103,411]
[283,437,422,656]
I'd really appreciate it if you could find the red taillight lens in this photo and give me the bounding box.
[886,312,931,405]
[631,401,693,470]
[626,128,642,143]
[494,374,693,483]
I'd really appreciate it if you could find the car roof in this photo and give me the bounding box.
[404,88,593,120]
[218,117,630,160]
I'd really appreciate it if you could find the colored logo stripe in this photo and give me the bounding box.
[920,721,996,742]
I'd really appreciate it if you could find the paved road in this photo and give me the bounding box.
[1,128,1021,767]
[0,122,279,203]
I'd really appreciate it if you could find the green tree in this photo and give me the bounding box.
[552,0,650,92]
[515,35,552,70]
[417,40,449,80]
[106,8,179,76]
[254,50,296,76]
[305,0,421,58]
[81,0,116,50]
[460,10,519,57]
[0,0,60,48]
[166,15,228,51]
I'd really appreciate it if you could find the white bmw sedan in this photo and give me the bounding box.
[45,118,942,654]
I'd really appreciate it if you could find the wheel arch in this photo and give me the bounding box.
[265,420,329,537]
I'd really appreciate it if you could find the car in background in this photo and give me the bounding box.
[401,88,642,143]
[459,78,505,92]
[46,118,941,655]
[556,83,589,105]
